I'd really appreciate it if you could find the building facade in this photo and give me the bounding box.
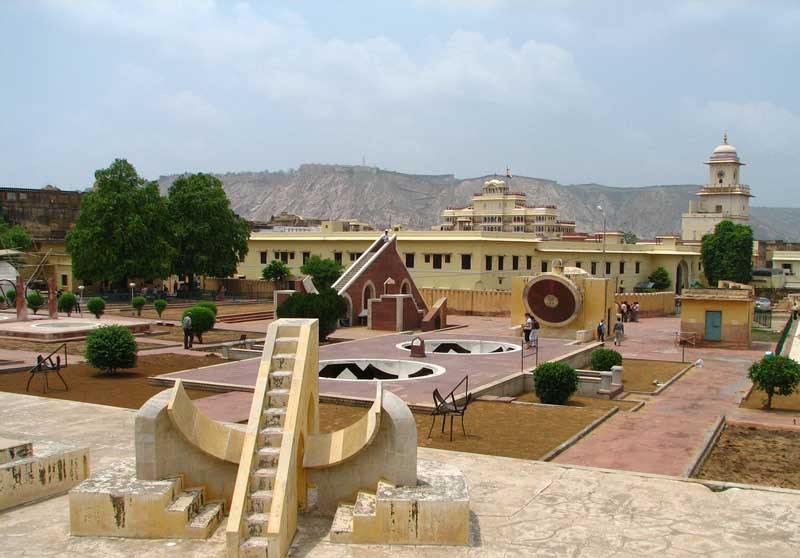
[439,178,576,237]
[241,230,701,294]
[681,134,752,241]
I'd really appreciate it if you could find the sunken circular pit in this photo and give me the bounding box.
[319,359,446,382]
[395,338,521,355]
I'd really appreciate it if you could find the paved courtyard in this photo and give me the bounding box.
[2,392,800,557]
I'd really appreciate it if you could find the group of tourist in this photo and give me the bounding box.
[618,300,641,323]
[595,301,642,346]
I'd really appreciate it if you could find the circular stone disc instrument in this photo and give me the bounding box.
[523,274,582,327]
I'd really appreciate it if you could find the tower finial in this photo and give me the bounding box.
[506,165,512,179]
[723,131,727,144]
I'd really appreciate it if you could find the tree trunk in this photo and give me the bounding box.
[766,392,772,410]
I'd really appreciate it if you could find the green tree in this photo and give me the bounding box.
[84,325,138,374]
[131,295,146,316]
[66,159,173,286]
[181,306,216,343]
[26,290,44,314]
[58,292,77,316]
[621,231,638,245]
[748,355,800,410]
[0,219,33,251]
[262,260,291,289]
[533,362,579,405]
[300,256,343,290]
[701,220,754,285]
[276,288,347,341]
[154,299,167,318]
[87,297,106,318]
[167,173,250,284]
[590,348,623,371]
[648,266,672,290]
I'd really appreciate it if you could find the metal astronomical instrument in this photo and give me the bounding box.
[522,273,582,327]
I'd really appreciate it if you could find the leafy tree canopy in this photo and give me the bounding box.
[0,219,33,251]
[748,355,800,410]
[621,231,638,245]
[262,260,291,286]
[167,173,250,280]
[701,220,753,285]
[66,159,173,285]
[300,256,343,290]
[276,287,347,340]
[648,266,672,291]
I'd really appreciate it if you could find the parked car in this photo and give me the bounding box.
[755,297,772,311]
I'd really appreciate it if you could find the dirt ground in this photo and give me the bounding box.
[751,328,782,343]
[110,302,274,321]
[514,393,640,411]
[147,326,262,345]
[0,337,87,356]
[0,353,220,409]
[695,425,800,489]
[319,400,608,460]
[620,359,688,392]
[741,385,800,412]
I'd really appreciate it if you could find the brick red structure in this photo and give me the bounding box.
[332,235,427,329]
[421,297,448,332]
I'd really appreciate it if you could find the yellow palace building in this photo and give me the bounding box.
[240,229,701,294]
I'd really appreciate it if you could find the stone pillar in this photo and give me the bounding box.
[599,371,613,392]
[47,277,58,319]
[15,276,27,321]
[611,365,623,388]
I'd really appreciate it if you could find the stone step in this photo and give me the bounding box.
[274,337,299,353]
[353,491,376,517]
[249,489,273,513]
[269,371,292,390]
[258,427,283,448]
[330,504,354,542]
[0,437,33,465]
[262,408,286,428]
[239,536,270,558]
[270,354,295,369]
[166,488,205,520]
[250,467,277,491]
[256,446,281,468]
[245,512,270,537]
[266,389,290,408]
[187,501,224,530]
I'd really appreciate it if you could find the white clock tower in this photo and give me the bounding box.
[681,134,752,241]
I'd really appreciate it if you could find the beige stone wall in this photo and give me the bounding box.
[614,291,675,317]
[419,287,511,316]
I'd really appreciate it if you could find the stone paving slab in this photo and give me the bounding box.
[2,392,800,557]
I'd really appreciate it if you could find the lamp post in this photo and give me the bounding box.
[78,285,85,302]
[598,205,608,327]
[129,282,136,303]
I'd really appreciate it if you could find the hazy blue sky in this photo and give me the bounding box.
[1,1,798,205]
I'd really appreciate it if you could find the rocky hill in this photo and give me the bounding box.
[158,164,800,241]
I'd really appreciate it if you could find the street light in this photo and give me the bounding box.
[597,205,609,328]
[78,285,85,301]
[129,282,136,303]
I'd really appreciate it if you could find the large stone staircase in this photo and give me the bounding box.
[217,310,276,324]
[227,319,318,558]
[332,235,390,293]
[69,461,223,538]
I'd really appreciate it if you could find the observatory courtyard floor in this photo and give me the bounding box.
[3,391,800,557]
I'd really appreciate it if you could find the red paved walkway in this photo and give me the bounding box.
[555,317,773,476]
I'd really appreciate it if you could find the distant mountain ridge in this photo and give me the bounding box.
[157,164,800,241]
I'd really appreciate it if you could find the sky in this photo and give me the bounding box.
[1,0,798,206]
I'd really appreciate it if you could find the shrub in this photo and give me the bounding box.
[154,299,167,318]
[58,292,77,315]
[300,256,343,290]
[533,362,579,405]
[590,348,623,371]
[5,288,16,305]
[262,259,291,289]
[748,355,800,410]
[181,306,216,343]
[131,295,146,316]
[87,297,106,318]
[276,287,347,341]
[26,290,45,314]
[196,300,218,316]
[84,325,138,373]
[648,266,671,291]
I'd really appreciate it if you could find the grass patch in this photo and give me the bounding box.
[619,358,688,392]
[741,385,800,412]
[751,328,782,343]
[695,425,800,490]
[513,393,640,411]
[319,400,608,461]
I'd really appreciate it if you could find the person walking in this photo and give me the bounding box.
[793,301,799,321]
[381,229,390,243]
[182,311,193,349]
[597,319,605,342]
[523,312,534,349]
[613,319,625,346]
[620,301,628,323]
[531,315,540,348]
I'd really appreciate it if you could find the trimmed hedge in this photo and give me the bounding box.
[58,292,77,315]
[533,362,579,405]
[87,297,106,318]
[181,306,216,343]
[154,299,167,317]
[276,287,347,341]
[26,290,44,314]
[84,325,138,373]
[131,295,146,316]
[590,348,623,371]
[196,301,218,316]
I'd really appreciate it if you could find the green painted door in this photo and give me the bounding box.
[705,311,722,341]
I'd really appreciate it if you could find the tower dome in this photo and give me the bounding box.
[705,132,743,164]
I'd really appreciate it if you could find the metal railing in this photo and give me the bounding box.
[754,308,772,329]
[775,315,795,356]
